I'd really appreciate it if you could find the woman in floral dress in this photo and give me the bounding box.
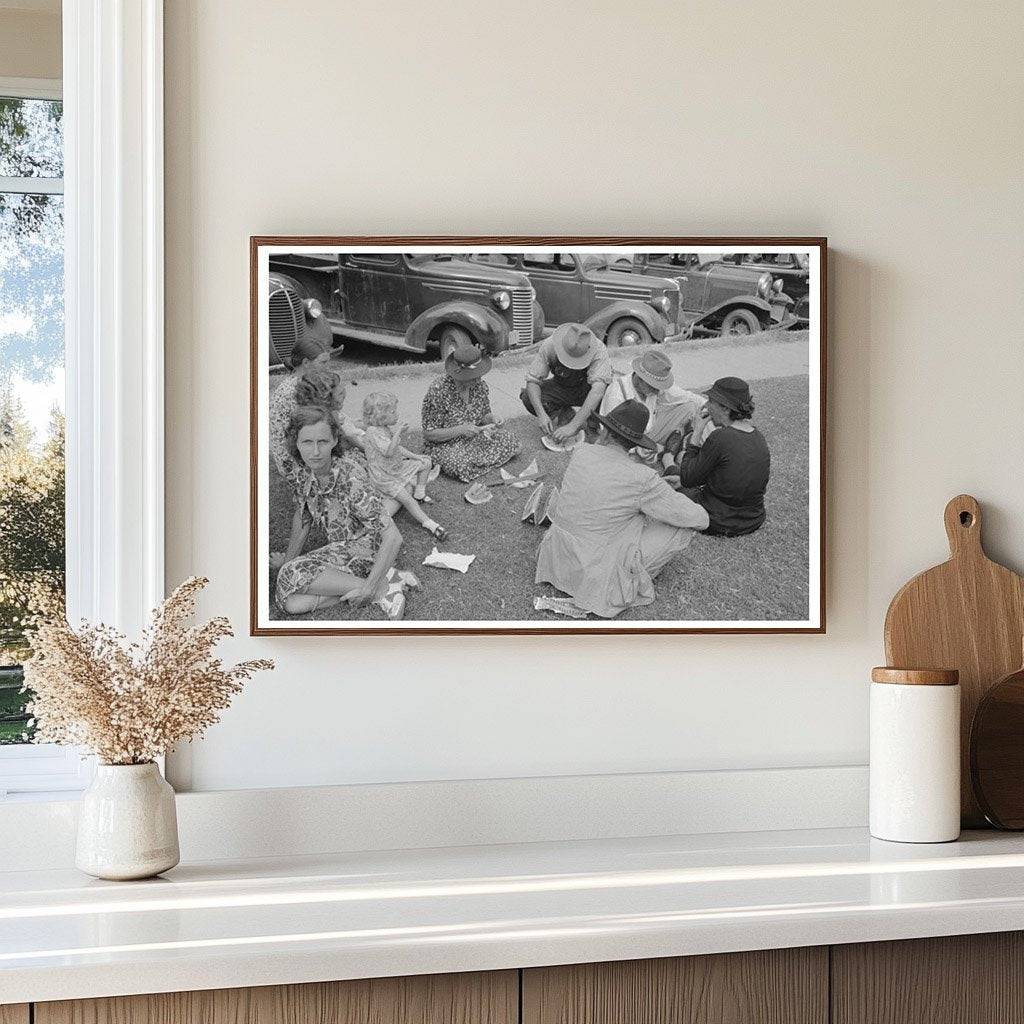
[272,406,404,618]
[421,340,520,482]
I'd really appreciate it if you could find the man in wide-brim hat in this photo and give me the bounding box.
[599,348,707,449]
[520,322,613,443]
[536,399,709,618]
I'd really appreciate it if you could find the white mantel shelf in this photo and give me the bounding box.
[4,827,1024,1004]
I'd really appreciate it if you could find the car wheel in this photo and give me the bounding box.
[438,324,472,363]
[605,317,652,348]
[720,309,761,336]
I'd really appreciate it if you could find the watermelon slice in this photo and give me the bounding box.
[538,486,559,526]
[521,484,544,523]
[464,483,493,505]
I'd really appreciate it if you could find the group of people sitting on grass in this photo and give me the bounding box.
[268,321,771,620]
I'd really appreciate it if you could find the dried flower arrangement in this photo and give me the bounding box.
[22,576,273,765]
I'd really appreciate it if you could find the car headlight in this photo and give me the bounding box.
[651,294,671,315]
[491,290,511,311]
[304,298,323,319]
[772,279,784,294]
[757,272,772,298]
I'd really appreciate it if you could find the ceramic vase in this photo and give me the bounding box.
[76,762,180,880]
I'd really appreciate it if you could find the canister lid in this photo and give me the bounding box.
[871,667,959,686]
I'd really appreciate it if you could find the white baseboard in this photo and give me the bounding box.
[0,765,867,871]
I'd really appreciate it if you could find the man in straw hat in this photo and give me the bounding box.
[536,400,709,618]
[599,348,707,449]
[520,323,613,442]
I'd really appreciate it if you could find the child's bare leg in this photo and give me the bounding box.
[392,486,432,527]
[413,463,431,501]
[394,485,446,538]
[382,496,400,517]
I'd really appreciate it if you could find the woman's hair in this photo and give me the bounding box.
[362,391,399,427]
[295,364,344,408]
[284,334,329,370]
[728,398,755,422]
[286,405,339,465]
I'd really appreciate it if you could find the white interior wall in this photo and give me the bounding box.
[163,0,1024,792]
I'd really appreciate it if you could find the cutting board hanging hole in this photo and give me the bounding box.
[944,494,983,557]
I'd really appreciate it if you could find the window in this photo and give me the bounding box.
[524,253,576,272]
[352,254,398,265]
[0,87,66,765]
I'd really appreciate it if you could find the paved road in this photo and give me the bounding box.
[338,337,811,426]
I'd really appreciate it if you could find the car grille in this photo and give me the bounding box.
[269,285,304,364]
[511,286,533,346]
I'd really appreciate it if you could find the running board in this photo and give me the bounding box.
[326,320,427,354]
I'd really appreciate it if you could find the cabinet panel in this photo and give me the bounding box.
[832,932,1024,1024]
[0,1006,29,1024]
[522,948,828,1024]
[36,971,517,1024]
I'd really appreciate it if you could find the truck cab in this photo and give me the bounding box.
[268,252,539,361]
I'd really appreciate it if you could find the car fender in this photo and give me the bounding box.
[406,302,509,355]
[584,301,670,343]
[307,312,334,352]
[691,296,773,330]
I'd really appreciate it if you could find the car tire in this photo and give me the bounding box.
[720,309,762,336]
[438,324,472,363]
[605,317,652,348]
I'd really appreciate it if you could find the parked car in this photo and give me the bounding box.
[267,270,334,366]
[632,254,797,337]
[471,252,684,348]
[268,253,540,362]
[721,252,810,327]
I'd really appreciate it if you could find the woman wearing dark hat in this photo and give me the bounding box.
[667,376,770,537]
[536,399,709,618]
[421,339,521,482]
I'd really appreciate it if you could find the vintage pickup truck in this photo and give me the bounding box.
[267,252,540,364]
[471,252,683,347]
[632,253,798,336]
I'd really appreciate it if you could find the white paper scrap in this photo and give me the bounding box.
[423,547,476,574]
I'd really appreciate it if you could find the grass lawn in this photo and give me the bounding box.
[267,372,809,623]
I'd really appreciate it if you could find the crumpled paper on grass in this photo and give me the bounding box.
[534,595,589,619]
[423,547,476,573]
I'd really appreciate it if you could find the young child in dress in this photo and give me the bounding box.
[362,392,447,540]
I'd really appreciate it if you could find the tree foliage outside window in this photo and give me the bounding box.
[0,95,65,744]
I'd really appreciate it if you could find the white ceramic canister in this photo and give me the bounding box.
[76,762,180,880]
[869,667,961,843]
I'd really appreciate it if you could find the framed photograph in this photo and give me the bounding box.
[250,237,826,635]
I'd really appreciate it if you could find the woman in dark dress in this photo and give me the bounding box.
[665,377,770,537]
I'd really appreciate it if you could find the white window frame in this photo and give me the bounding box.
[0,0,164,798]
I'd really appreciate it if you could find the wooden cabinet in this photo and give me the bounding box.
[522,948,828,1024]
[23,932,1024,1024]
[34,971,517,1024]
[832,932,1024,1024]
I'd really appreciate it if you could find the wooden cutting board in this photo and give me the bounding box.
[884,494,1024,826]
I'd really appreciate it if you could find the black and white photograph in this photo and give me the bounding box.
[250,239,825,634]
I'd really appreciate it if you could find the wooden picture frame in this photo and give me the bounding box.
[250,237,827,636]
